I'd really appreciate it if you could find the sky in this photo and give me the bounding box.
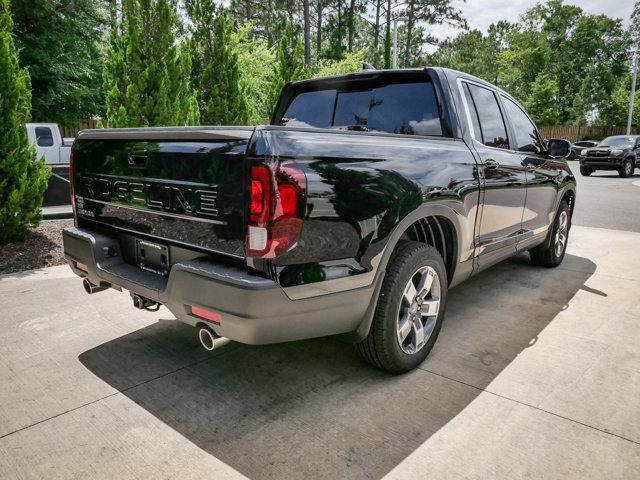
[425,0,636,52]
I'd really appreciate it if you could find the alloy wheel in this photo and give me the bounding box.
[396,266,441,354]
[554,210,568,257]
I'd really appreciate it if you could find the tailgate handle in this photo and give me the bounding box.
[128,153,148,167]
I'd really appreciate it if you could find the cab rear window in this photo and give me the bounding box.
[280,80,443,136]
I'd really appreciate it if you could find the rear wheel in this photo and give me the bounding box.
[530,200,570,268]
[618,158,634,178]
[355,241,447,374]
[579,166,593,176]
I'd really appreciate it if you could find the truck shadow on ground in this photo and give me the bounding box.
[79,253,597,480]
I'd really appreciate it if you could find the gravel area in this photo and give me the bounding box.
[0,219,73,275]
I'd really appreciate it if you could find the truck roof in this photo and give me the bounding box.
[287,67,491,88]
[286,67,515,105]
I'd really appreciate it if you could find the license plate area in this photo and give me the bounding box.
[136,239,170,277]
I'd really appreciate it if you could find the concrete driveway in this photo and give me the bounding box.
[1,225,640,478]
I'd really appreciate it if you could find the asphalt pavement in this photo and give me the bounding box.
[1,165,640,479]
[571,163,640,232]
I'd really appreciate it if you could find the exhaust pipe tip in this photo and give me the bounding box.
[83,278,108,294]
[198,326,230,351]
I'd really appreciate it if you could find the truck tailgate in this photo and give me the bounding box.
[72,127,254,258]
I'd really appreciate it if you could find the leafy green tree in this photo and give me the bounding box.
[0,0,49,243]
[632,1,640,47]
[428,30,496,81]
[103,0,199,127]
[523,72,560,125]
[315,49,367,76]
[187,4,250,125]
[598,75,640,126]
[430,0,629,125]
[323,10,347,60]
[10,0,107,126]
[400,0,466,66]
[514,0,629,123]
[232,22,276,123]
[268,22,308,112]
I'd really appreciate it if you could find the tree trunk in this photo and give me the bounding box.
[108,0,117,32]
[403,0,415,67]
[265,0,273,47]
[373,0,381,60]
[337,1,342,53]
[316,2,323,57]
[348,0,355,51]
[303,0,311,65]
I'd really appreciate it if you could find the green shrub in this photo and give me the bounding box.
[0,0,49,244]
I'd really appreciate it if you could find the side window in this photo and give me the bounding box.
[462,83,482,141]
[502,96,542,153]
[280,90,337,128]
[466,84,509,149]
[35,127,54,147]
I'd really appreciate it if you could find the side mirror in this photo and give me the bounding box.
[547,138,570,159]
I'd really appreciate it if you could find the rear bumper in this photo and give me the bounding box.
[63,226,376,344]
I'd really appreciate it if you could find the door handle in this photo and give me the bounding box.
[484,159,499,169]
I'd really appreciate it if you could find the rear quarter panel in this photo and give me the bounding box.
[249,127,480,294]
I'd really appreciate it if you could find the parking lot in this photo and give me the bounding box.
[1,170,639,479]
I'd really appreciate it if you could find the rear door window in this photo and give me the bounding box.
[281,80,443,136]
[35,127,54,147]
[465,83,509,149]
[502,96,542,153]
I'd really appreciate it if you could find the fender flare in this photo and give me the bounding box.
[346,202,465,343]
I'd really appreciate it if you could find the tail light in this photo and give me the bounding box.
[247,161,306,258]
[69,149,76,222]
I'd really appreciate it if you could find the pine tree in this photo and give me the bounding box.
[11,0,107,125]
[0,0,49,243]
[187,4,250,125]
[268,23,308,114]
[103,0,199,127]
[383,26,391,69]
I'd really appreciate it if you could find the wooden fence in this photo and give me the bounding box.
[59,118,105,138]
[539,125,637,143]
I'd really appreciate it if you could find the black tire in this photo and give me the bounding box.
[618,158,634,178]
[579,166,593,176]
[355,241,447,374]
[530,200,571,268]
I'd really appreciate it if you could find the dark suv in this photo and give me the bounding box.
[579,135,640,177]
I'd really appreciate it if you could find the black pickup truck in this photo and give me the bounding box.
[63,68,575,373]
[578,135,640,177]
